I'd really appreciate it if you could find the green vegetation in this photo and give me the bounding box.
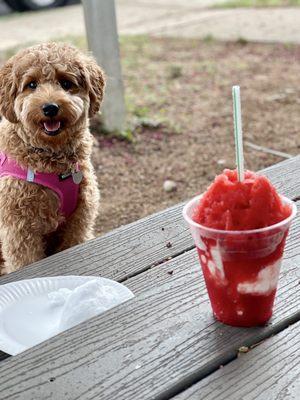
[167,65,183,80]
[203,34,215,43]
[132,106,150,118]
[218,0,300,7]
[236,37,248,45]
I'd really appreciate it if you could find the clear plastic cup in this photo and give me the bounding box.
[183,194,297,327]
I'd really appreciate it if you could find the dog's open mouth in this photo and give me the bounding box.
[43,120,62,136]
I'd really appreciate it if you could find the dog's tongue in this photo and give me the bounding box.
[44,121,61,132]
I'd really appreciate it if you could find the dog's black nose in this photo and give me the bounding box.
[42,103,59,118]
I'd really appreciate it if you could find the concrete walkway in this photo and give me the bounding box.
[0,1,300,51]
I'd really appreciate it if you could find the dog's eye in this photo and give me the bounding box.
[60,80,73,91]
[27,81,38,90]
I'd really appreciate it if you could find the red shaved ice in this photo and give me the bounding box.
[193,169,291,231]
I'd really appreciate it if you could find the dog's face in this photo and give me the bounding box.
[0,42,105,151]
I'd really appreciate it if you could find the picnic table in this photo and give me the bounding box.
[0,156,299,400]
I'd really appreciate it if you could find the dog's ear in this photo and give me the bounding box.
[84,58,105,118]
[0,60,18,123]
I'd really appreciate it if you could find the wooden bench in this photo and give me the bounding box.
[0,156,299,399]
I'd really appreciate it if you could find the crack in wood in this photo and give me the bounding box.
[119,246,195,282]
[162,313,300,400]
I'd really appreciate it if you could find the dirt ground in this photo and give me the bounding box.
[90,36,300,235]
[1,36,300,236]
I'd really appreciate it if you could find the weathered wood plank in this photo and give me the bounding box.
[173,321,300,400]
[0,201,193,285]
[127,199,300,294]
[0,156,299,286]
[260,155,300,201]
[0,205,299,400]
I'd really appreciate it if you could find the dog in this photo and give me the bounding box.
[0,42,105,275]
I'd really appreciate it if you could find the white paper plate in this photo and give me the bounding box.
[0,276,134,356]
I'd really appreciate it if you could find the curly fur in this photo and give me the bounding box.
[0,42,105,274]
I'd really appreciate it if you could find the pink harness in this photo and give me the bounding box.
[0,152,81,218]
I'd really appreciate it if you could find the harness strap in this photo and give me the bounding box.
[0,152,81,218]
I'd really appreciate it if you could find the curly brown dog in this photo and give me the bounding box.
[0,42,105,275]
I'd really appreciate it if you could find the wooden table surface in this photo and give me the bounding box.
[0,156,299,400]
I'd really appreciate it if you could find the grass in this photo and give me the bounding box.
[0,33,297,145]
[218,0,300,7]
[2,35,300,235]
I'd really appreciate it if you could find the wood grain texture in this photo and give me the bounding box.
[0,200,193,285]
[174,321,300,400]
[0,156,299,287]
[127,199,300,294]
[258,155,300,201]
[0,221,299,400]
